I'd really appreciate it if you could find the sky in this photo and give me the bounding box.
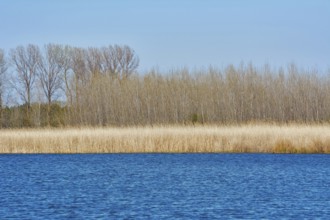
[0,0,329,72]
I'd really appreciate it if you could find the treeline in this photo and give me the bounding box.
[0,44,139,127]
[1,44,330,127]
[68,65,330,126]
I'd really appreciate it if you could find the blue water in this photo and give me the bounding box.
[0,154,329,219]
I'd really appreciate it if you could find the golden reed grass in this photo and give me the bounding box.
[0,124,330,153]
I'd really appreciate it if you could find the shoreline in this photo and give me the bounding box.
[1,124,330,154]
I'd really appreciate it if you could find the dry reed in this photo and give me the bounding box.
[0,124,330,154]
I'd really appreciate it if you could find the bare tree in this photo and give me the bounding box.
[10,45,40,126]
[71,47,88,86]
[0,49,6,104]
[70,47,89,124]
[116,45,139,80]
[86,47,104,77]
[101,45,139,80]
[10,45,40,107]
[54,45,74,107]
[37,44,64,106]
[102,45,120,77]
[0,49,7,127]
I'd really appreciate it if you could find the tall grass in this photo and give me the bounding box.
[1,124,330,153]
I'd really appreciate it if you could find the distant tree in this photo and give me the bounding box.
[10,45,40,107]
[86,47,104,77]
[37,44,65,125]
[116,45,139,80]
[10,44,40,126]
[71,47,88,86]
[37,43,64,106]
[102,45,120,78]
[102,45,139,80]
[55,45,73,107]
[70,47,89,124]
[0,49,7,127]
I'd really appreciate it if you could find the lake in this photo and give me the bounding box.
[0,154,329,219]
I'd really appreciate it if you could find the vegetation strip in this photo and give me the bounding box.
[1,125,330,154]
[1,45,330,128]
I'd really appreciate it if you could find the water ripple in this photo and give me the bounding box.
[0,154,329,219]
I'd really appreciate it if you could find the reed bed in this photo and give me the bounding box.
[0,125,330,154]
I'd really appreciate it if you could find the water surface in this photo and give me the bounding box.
[0,154,329,219]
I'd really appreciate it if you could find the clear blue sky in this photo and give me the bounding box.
[0,0,329,72]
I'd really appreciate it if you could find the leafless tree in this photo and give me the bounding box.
[10,44,40,126]
[116,45,139,80]
[0,49,6,103]
[54,45,74,107]
[10,45,40,108]
[71,47,88,86]
[0,49,7,126]
[37,43,64,106]
[86,47,104,77]
[102,45,119,77]
[102,45,139,80]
